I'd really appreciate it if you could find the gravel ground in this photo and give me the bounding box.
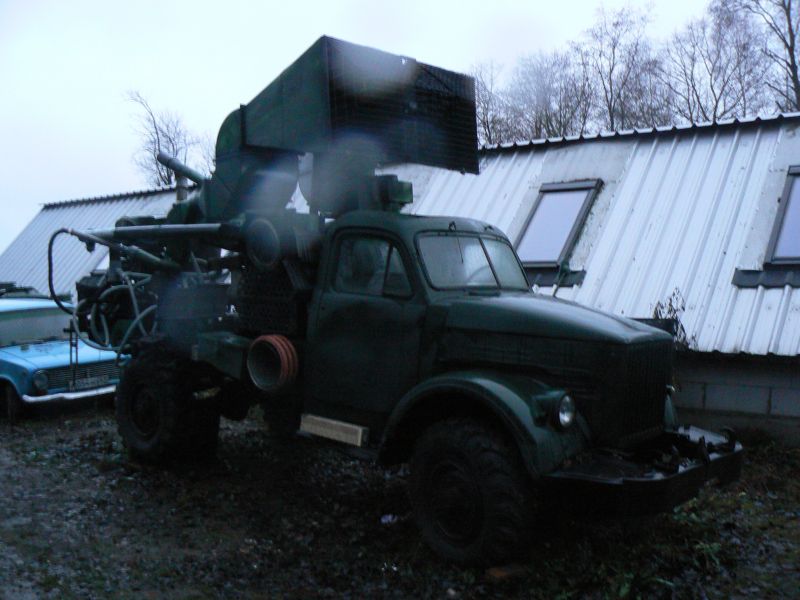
[0,405,798,599]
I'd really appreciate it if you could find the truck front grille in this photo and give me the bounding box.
[437,329,672,448]
[617,341,672,444]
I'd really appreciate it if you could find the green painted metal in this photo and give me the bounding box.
[380,370,589,478]
[165,36,478,224]
[192,331,251,381]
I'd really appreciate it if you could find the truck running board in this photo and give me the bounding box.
[299,414,369,447]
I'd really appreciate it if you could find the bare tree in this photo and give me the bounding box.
[503,49,594,139]
[472,62,516,145]
[734,0,800,110]
[128,91,208,187]
[620,53,676,127]
[662,2,769,122]
[198,132,217,176]
[582,7,656,130]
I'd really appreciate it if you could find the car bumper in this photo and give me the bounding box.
[544,426,743,516]
[22,384,117,403]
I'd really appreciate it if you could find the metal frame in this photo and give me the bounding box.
[765,166,800,266]
[329,230,416,299]
[414,231,530,292]
[515,179,602,269]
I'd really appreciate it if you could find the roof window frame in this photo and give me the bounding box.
[514,178,603,283]
[765,165,800,267]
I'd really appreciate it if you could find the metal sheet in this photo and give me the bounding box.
[0,189,176,297]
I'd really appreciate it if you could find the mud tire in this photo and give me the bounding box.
[409,418,534,565]
[115,343,219,463]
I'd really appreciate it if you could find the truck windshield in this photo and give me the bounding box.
[418,234,529,290]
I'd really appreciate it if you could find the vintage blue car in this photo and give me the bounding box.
[0,296,121,422]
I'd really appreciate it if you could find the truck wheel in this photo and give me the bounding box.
[115,346,220,463]
[409,418,533,565]
[3,385,24,424]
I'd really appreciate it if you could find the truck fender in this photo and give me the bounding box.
[379,370,589,479]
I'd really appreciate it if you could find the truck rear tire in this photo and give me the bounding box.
[409,418,533,566]
[115,345,220,463]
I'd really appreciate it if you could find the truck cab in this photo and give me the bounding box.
[306,211,529,438]
[290,210,741,564]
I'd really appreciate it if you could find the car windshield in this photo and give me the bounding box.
[418,233,529,290]
[0,308,71,347]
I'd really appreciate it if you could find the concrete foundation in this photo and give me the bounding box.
[673,352,800,445]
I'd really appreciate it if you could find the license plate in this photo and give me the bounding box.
[69,375,109,391]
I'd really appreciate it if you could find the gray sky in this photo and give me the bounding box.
[0,0,707,253]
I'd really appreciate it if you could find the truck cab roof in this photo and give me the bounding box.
[328,210,507,243]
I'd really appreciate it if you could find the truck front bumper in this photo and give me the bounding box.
[544,426,743,516]
[22,385,117,404]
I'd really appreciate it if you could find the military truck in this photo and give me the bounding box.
[49,37,742,565]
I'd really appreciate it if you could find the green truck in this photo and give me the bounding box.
[51,37,742,565]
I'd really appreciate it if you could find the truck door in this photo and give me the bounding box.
[306,232,423,431]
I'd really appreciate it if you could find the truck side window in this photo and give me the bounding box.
[384,246,412,297]
[334,237,412,297]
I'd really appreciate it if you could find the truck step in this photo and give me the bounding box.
[299,414,369,447]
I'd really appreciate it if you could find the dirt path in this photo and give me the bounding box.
[0,409,798,599]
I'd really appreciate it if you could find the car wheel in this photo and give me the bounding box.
[3,385,24,424]
[409,418,534,566]
[115,342,220,463]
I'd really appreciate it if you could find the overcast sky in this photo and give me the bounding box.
[0,0,708,253]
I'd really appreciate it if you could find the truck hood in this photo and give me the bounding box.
[437,292,671,345]
[0,340,117,371]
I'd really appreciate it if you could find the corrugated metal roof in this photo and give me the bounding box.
[480,111,800,153]
[397,114,800,357]
[0,189,177,296]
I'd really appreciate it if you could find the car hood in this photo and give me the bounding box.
[436,292,672,345]
[0,340,117,371]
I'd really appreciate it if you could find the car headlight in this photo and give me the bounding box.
[555,394,576,429]
[32,370,49,393]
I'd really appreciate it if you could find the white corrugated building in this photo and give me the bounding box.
[3,114,799,432]
[0,188,177,296]
[386,114,800,433]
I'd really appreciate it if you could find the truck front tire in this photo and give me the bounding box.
[409,418,533,566]
[115,346,220,463]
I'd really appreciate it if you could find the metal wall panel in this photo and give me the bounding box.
[0,190,176,297]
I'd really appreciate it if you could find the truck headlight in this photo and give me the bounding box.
[32,370,49,393]
[556,394,576,429]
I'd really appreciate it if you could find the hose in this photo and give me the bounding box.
[113,305,158,364]
[48,229,75,315]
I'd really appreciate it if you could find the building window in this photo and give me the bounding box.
[767,166,800,265]
[515,180,600,286]
[733,167,800,288]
